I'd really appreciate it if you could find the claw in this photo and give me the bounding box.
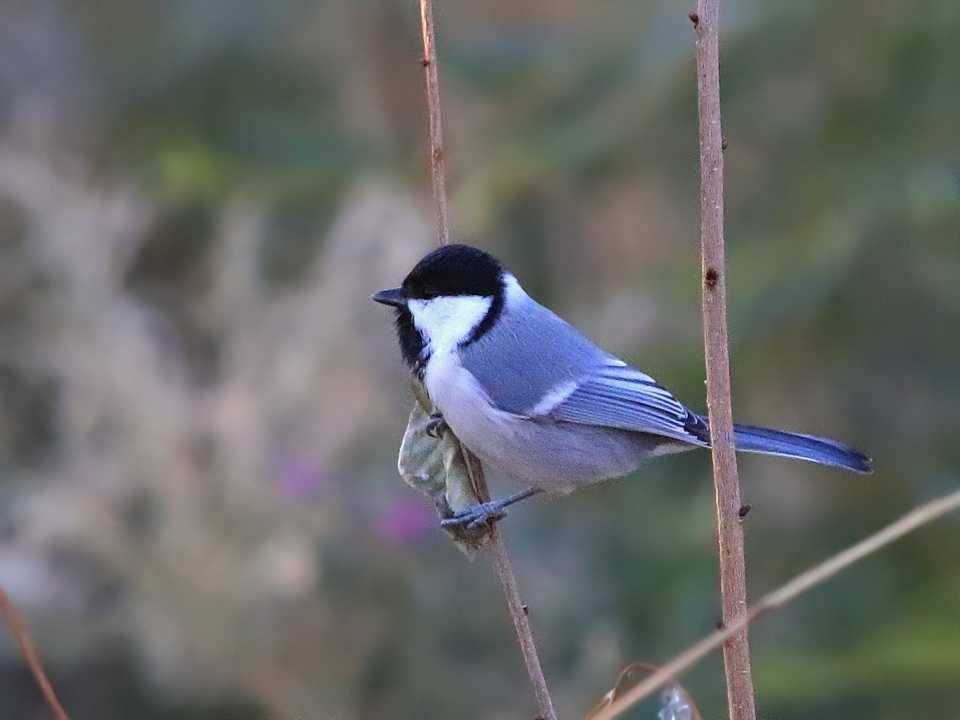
[439,488,543,532]
[426,412,448,439]
[440,501,508,530]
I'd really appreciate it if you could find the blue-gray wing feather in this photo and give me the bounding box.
[459,296,704,444]
[459,297,605,413]
[546,359,705,444]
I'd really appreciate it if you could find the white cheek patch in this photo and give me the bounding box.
[408,295,492,355]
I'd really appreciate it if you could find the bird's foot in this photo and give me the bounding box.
[440,488,543,531]
[426,412,448,439]
[440,500,509,530]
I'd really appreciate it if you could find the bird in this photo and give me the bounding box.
[373,244,871,528]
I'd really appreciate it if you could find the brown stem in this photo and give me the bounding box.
[692,2,757,719]
[463,454,558,720]
[416,3,557,718]
[0,585,70,720]
[588,488,960,719]
[418,0,450,246]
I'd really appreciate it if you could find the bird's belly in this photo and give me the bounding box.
[425,356,674,493]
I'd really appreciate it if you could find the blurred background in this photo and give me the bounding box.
[0,1,957,718]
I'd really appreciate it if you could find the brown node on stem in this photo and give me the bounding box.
[738,504,752,519]
[704,267,719,289]
[421,57,430,67]
[688,11,700,27]
[432,147,443,166]
[722,137,729,151]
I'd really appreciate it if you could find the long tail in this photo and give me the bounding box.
[690,415,873,473]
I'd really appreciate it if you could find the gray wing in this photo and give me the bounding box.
[459,296,706,445]
[542,357,707,445]
[459,296,609,414]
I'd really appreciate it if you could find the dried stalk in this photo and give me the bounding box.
[418,0,450,246]
[588,488,960,719]
[416,2,557,719]
[690,3,757,719]
[0,585,70,720]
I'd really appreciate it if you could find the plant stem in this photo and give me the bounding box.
[691,2,757,719]
[418,0,450,246]
[0,586,70,720]
[416,3,557,718]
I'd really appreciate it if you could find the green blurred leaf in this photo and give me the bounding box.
[397,379,492,557]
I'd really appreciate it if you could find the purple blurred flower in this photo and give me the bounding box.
[273,457,327,500]
[375,499,434,545]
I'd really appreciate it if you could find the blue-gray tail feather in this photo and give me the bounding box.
[689,415,873,473]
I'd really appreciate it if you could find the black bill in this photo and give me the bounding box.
[372,287,406,308]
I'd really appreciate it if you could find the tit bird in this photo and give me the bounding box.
[374,244,871,528]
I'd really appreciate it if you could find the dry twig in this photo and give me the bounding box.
[588,488,960,719]
[691,2,757,718]
[587,662,703,720]
[0,585,70,720]
[416,2,557,718]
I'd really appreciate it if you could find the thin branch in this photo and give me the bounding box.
[463,455,558,720]
[418,0,450,246]
[588,488,960,720]
[0,585,70,720]
[416,3,557,719]
[691,3,757,719]
[587,662,703,720]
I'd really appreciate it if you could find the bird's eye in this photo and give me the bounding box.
[420,287,438,299]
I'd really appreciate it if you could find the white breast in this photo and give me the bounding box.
[411,294,521,475]
[423,347,527,477]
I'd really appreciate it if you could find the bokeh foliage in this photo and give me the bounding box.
[0,1,957,718]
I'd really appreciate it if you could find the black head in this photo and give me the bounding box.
[373,245,507,374]
[400,244,504,300]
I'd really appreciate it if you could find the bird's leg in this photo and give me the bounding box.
[440,487,543,530]
[425,412,448,438]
